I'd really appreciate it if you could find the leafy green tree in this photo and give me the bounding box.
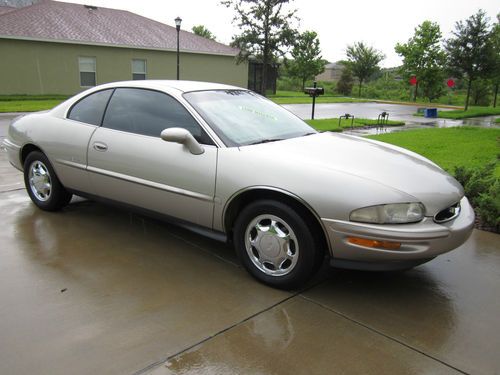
[445,10,495,110]
[192,25,216,41]
[346,42,385,97]
[470,78,492,106]
[395,21,446,102]
[490,14,500,107]
[336,63,354,96]
[286,31,325,90]
[221,0,298,96]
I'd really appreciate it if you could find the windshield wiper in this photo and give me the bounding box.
[247,138,284,145]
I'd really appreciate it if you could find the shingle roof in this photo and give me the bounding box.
[0,5,15,15]
[0,0,238,56]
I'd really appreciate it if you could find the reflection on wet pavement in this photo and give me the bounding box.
[303,233,500,375]
[156,299,460,375]
[0,190,290,375]
[147,230,499,375]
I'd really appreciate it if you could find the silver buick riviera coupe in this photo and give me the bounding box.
[4,81,475,289]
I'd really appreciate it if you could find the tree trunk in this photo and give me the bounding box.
[465,78,472,111]
[494,83,498,108]
[260,5,270,97]
[413,82,419,102]
[358,79,362,97]
[302,77,306,91]
[474,90,480,105]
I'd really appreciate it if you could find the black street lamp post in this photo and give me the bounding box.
[175,17,182,80]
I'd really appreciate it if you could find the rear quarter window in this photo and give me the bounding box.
[68,89,113,126]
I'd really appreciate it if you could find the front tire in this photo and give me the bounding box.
[233,200,322,290]
[24,151,72,211]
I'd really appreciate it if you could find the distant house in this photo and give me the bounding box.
[0,0,248,94]
[315,62,344,82]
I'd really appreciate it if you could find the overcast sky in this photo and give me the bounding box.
[60,0,499,67]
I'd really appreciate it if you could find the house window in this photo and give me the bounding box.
[132,59,146,80]
[79,57,96,87]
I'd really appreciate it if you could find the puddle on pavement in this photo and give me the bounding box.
[345,115,500,136]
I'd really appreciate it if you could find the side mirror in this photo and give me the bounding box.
[160,128,205,155]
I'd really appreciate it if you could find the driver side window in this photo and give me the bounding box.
[102,88,213,145]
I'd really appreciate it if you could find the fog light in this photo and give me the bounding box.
[348,237,401,250]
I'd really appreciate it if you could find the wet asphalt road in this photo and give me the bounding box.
[0,112,499,375]
[282,102,500,135]
[283,102,442,122]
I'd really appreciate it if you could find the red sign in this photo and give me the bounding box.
[447,79,455,88]
[409,76,417,86]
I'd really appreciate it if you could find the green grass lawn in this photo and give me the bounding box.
[0,95,69,112]
[495,117,500,123]
[267,90,459,108]
[415,106,500,119]
[306,118,405,132]
[269,90,463,107]
[271,95,369,105]
[0,100,65,112]
[368,127,500,176]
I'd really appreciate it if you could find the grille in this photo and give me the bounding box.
[434,202,461,223]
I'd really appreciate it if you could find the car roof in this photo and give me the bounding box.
[95,80,245,93]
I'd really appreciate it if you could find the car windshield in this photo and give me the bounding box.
[183,90,316,147]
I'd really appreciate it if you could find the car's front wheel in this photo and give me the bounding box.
[24,151,72,211]
[233,200,322,289]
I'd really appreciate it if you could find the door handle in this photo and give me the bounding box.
[93,142,108,152]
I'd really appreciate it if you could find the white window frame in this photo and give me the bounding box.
[78,56,96,87]
[132,59,147,80]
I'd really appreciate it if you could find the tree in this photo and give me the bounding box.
[286,31,325,90]
[192,25,216,41]
[470,78,492,106]
[490,14,500,107]
[445,10,495,110]
[395,21,446,102]
[222,0,298,96]
[345,42,384,97]
[336,63,354,96]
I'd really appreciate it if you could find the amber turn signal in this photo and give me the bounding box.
[347,237,401,250]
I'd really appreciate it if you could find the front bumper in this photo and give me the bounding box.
[322,196,475,270]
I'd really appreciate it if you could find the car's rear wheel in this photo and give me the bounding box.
[233,200,322,289]
[24,151,72,211]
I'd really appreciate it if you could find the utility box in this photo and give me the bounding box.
[424,108,438,118]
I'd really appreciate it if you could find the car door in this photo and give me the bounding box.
[47,89,114,193]
[86,88,217,228]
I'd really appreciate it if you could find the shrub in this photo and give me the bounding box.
[336,67,354,96]
[476,179,500,230]
[454,162,499,232]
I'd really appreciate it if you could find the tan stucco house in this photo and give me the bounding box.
[0,0,248,95]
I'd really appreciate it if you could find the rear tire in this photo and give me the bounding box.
[233,199,322,290]
[24,151,72,211]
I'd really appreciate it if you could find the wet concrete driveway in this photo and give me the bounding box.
[1,118,500,375]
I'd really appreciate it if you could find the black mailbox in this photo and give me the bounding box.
[304,81,324,120]
[304,87,324,97]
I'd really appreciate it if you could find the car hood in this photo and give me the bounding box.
[240,132,464,216]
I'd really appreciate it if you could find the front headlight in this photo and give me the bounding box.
[350,203,425,224]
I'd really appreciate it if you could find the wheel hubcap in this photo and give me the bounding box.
[28,161,52,201]
[245,214,299,276]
